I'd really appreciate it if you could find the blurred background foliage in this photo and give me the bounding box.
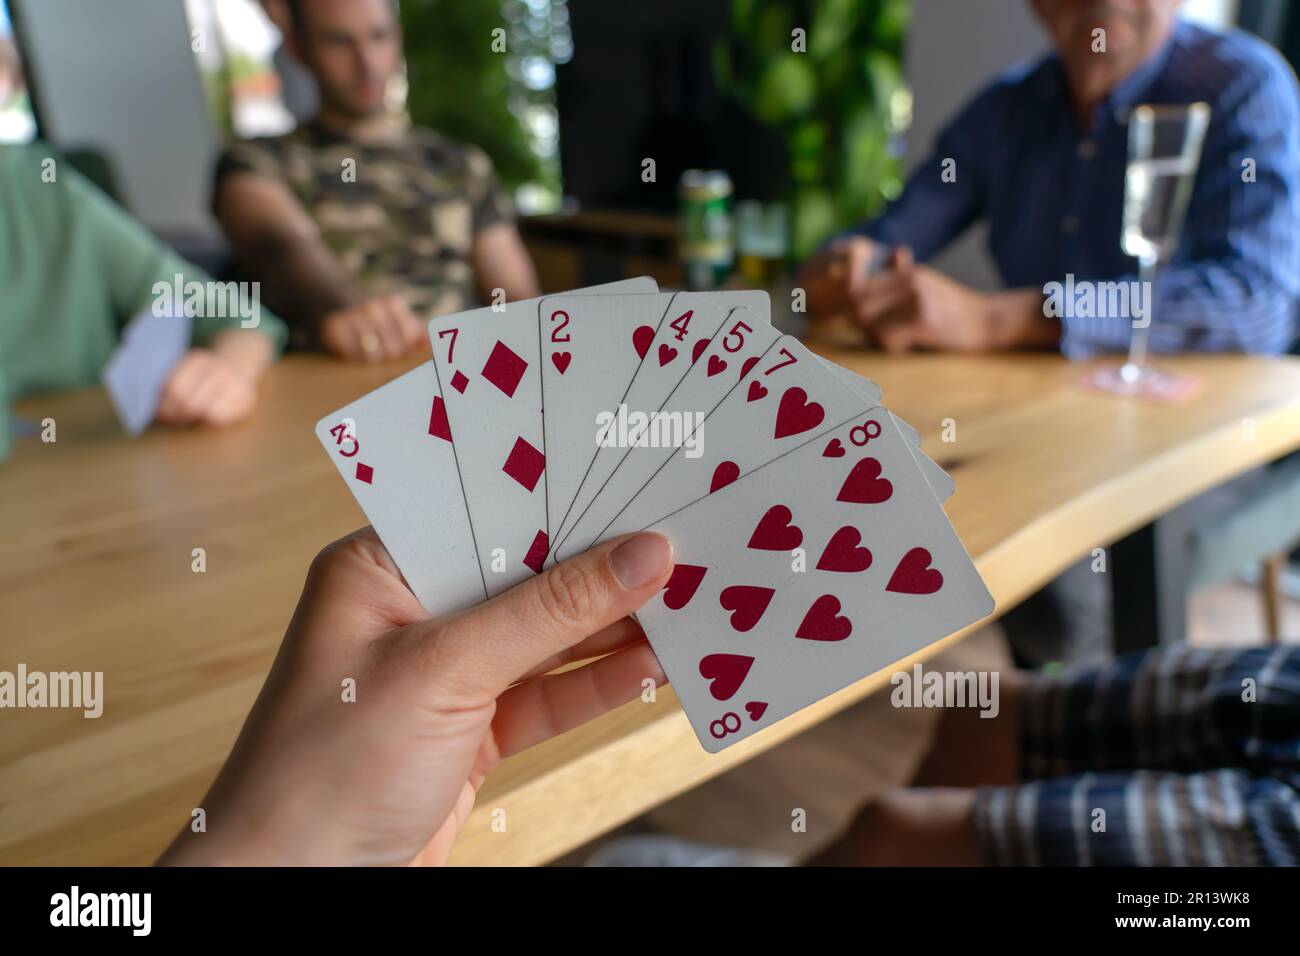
[401,0,566,212]
[399,0,909,253]
[715,0,911,257]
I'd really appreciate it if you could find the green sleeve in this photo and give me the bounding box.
[63,167,289,353]
[0,370,10,464]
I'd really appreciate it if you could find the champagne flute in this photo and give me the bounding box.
[1117,102,1211,385]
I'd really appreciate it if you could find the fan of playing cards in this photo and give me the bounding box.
[317,278,993,752]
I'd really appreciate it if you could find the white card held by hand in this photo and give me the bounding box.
[551,291,771,557]
[538,292,678,553]
[316,361,485,617]
[428,278,657,595]
[638,408,993,752]
[556,306,780,560]
[599,335,950,543]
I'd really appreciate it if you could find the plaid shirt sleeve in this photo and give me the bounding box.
[974,645,1300,866]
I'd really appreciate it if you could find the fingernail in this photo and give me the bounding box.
[610,533,673,589]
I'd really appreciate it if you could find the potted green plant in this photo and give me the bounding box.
[714,0,911,258]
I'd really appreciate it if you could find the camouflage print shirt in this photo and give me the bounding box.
[215,120,514,321]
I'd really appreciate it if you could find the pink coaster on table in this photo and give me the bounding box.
[1079,365,1202,404]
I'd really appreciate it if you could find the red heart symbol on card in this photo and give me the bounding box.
[710,460,740,493]
[886,548,944,594]
[816,526,873,572]
[719,585,776,632]
[699,653,754,701]
[740,356,760,379]
[796,595,852,641]
[633,325,654,359]
[745,700,768,722]
[692,338,711,363]
[662,564,707,610]
[747,381,768,402]
[707,355,727,377]
[747,504,802,551]
[550,351,571,375]
[773,386,825,440]
[658,344,677,367]
[836,457,893,504]
[823,438,845,458]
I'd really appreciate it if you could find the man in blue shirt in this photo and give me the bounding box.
[800,2,1300,357]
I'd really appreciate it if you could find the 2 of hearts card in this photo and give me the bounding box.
[317,279,992,753]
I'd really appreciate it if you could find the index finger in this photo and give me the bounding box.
[839,239,876,300]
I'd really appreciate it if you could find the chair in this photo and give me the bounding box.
[1182,334,1300,642]
[60,146,235,279]
[1184,455,1300,640]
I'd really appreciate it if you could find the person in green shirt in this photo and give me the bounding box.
[0,141,288,462]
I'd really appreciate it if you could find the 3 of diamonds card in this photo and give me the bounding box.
[315,361,485,617]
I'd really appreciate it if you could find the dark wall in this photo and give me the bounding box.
[557,0,786,211]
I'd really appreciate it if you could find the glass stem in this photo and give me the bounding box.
[1124,255,1158,375]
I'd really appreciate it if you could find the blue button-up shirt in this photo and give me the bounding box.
[854,20,1300,357]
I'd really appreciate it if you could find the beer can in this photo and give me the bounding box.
[679,169,734,290]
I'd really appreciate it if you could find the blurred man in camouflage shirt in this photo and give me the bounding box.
[213,0,539,362]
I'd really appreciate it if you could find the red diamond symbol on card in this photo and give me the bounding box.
[450,370,469,394]
[355,462,374,484]
[502,437,544,491]
[523,530,549,573]
[428,396,452,441]
[482,341,527,397]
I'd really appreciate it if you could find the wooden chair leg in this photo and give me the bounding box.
[1261,553,1284,644]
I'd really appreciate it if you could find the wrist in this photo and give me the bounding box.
[321,285,368,322]
[156,795,307,866]
[157,818,269,867]
[210,329,274,383]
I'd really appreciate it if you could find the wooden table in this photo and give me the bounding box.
[4,352,1300,866]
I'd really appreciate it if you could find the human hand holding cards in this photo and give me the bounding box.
[102,310,194,435]
[103,310,265,434]
[317,279,992,752]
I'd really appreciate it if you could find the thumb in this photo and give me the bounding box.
[890,245,915,274]
[428,532,674,698]
[389,297,427,348]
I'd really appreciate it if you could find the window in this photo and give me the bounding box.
[0,0,35,143]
